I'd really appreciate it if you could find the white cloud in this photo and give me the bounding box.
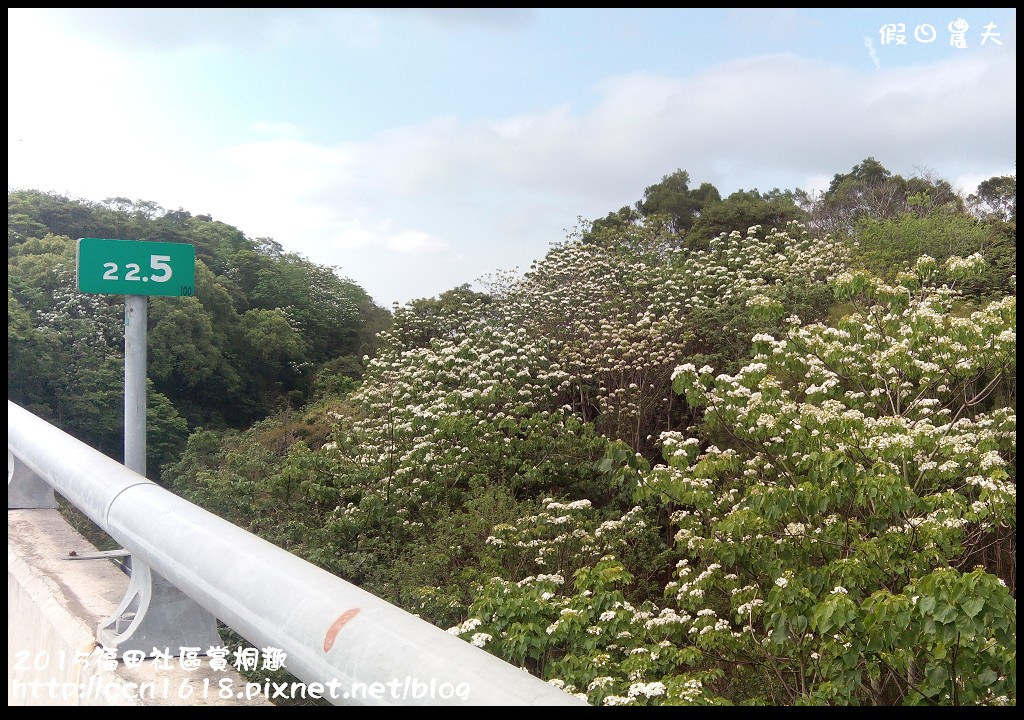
[332,224,377,250]
[287,51,1013,210]
[250,122,302,139]
[8,12,1015,305]
[954,169,1015,197]
[386,231,450,255]
[329,222,450,255]
[800,174,834,197]
[168,50,1018,301]
[864,36,881,71]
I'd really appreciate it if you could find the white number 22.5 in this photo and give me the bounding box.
[100,255,173,282]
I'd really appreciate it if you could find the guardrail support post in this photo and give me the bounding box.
[97,558,222,657]
[8,450,59,509]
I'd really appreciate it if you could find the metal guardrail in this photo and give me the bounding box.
[7,400,585,706]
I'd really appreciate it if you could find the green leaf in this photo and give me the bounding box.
[977,668,998,686]
[960,596,984,619]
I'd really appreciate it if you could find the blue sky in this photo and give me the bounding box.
[7,8,1016,305]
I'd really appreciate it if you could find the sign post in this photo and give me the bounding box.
[75,238,217,657]
[124,295,147,475]
[77,238,196,475]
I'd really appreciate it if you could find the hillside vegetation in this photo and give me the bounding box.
[8,159,1015,705]
[9,190,389,474]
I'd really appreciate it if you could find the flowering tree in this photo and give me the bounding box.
[503,219,846,453]
[453,255,1015,706]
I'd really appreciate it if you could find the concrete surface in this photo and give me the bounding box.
[8,509,272,706]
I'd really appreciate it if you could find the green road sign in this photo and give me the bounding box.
[77,238,196,296]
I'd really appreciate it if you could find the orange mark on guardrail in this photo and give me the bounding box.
[324,608,361,652]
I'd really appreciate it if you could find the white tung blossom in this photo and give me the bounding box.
[447,617,482,635]
[628,681,667,698]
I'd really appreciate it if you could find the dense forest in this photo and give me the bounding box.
[8,192,389,473]
[7,157,1016,705]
